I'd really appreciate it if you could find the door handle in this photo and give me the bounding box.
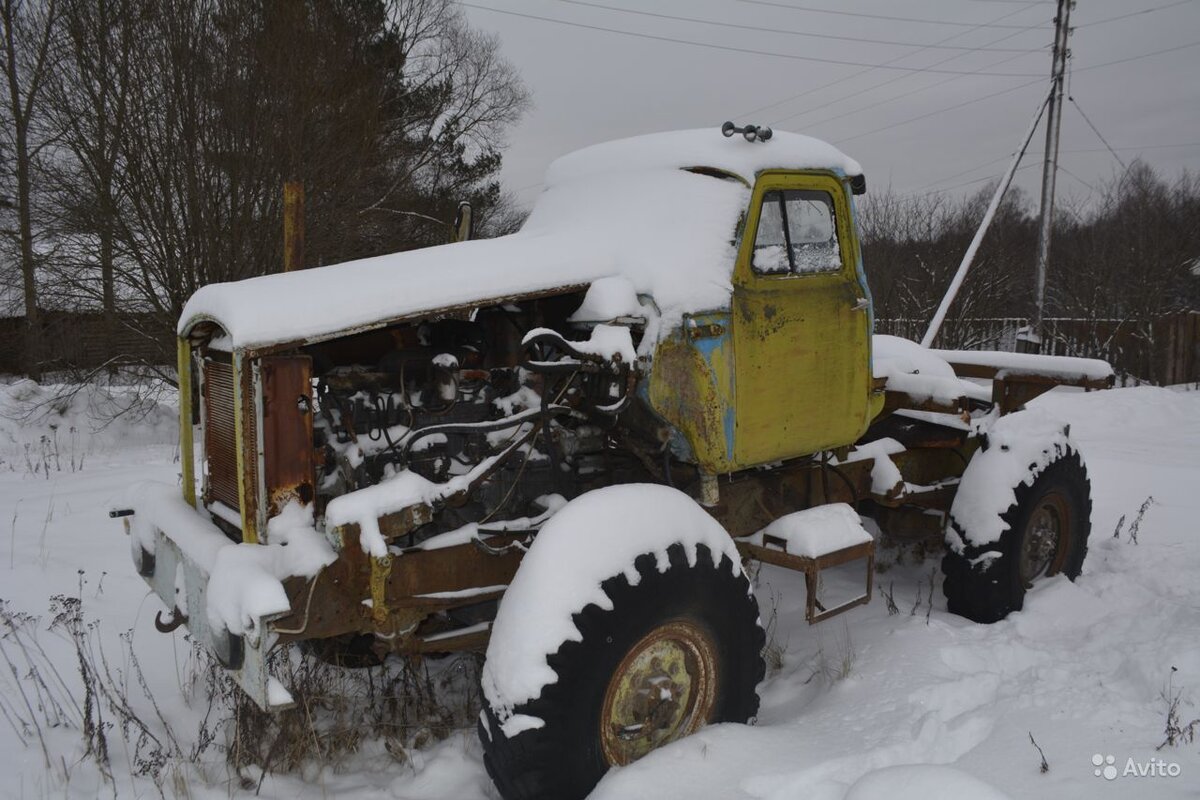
[851,297,870,312]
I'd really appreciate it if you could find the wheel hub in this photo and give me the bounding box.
[1020,490,1071,586]
[600,619,717,766]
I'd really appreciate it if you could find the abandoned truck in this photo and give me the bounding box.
[119,125,1113,799]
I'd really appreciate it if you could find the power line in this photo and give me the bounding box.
[1057,163,1098,194]
[734,0,1046,29]
[547,0,1044,52]
[1076,0,1197,29]
[836,77,1048,143]
[835,34,1200,145]
[456,3,1046,75]
[1068,96,1128,170]
[1074,38,1200,72]
[916,141,1200,194]
[923,162,1039,197]
[737,3,1046,120]
[775,42,1036,128]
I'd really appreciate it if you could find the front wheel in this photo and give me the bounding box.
[943,445,1091,623]
[479,540,764,800]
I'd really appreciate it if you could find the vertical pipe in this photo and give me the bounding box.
[283,180,305,272]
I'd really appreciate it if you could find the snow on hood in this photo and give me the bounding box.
[178,128,861,350]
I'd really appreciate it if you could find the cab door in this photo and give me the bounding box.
[732,172,871,466]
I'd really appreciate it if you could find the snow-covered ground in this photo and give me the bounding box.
[1,380,1197,798]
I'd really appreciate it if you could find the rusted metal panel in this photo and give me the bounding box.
[202,358,240,511]
[260,355,314,519]
[647,319,735,473]
[387,539,524,601]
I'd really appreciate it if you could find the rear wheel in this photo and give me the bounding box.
[943,447,1091,623]
[479,541,764,800]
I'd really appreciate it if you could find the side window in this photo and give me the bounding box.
[752,189,843,276]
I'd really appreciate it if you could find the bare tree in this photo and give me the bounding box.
[0,0,59,380]
[42,0,141,366]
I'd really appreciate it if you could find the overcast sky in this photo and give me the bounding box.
[458,0,1200,211]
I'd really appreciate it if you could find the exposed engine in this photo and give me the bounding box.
[306,301,652,545]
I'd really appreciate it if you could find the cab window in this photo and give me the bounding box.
[751,189,842,275]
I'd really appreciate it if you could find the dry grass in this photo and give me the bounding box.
[1,579,485,795]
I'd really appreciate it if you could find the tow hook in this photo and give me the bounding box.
[154,607,188,633]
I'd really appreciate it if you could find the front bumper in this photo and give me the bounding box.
[121,483,296,710]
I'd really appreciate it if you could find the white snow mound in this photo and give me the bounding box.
[845,764,1012,800]
[481,484,744,737]
[749,503,872,558]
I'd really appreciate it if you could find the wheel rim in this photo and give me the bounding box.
[1019,489,1071,586]
[599,619,718,767]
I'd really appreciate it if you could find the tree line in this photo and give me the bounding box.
[861,162,1200,372]
[0,0,528,380]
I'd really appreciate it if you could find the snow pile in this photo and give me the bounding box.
[0,377,177,465]
[481,484,744,737]
[129,484,334,635]
[845,765,1011,800]
[835,437,906,495]
[947,407,1075,550]
[749,503,873,558]
[567,275,645,322]
[872,335,989,405]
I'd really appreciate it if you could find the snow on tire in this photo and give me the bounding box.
[942,413,1092,624]
[479,484,765,800]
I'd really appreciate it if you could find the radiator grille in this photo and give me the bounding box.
[203,359,242,513]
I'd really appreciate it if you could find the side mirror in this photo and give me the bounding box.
[850,175,867,196]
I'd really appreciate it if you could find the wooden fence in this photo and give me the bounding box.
[0,311,173,375]
[877,311,1200,386]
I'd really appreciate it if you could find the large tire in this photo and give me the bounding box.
[479,541,765,800]
[943,446,1091,623]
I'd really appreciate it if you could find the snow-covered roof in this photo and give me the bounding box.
[179,128,863,350]
[546,128,862,186]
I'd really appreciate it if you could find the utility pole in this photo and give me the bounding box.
[1018,0,1074,353]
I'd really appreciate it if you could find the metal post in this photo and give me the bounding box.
[283,180,305,272]
[1020,0,1073,354]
